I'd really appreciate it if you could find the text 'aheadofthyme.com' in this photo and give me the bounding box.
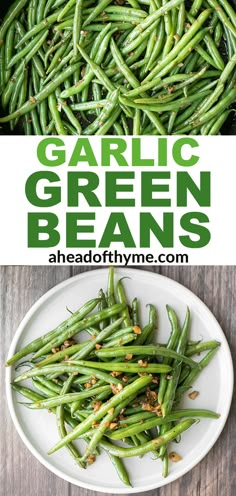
[48,250,189,265]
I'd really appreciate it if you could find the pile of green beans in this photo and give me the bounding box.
[0,0,236,134]
[7,267,220,485]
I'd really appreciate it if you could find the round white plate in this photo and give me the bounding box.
[6,268,233,493]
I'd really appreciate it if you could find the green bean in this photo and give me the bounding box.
[121,19,161,56]
[176,2,185,38]
[2,26,47,107]
[29,85,43,135]
[208,109,234,134]
[189,83,225,120]
[82,22,134,32]
[95,106,123,134]
[9,71,24,118]
[83,89,119,135]
[158,305,180,405]
[32,64,40,94]
[56,375,84,467]
[173,98,205,128]
[122,87,211,113]
[73,0,83,59]
[133,109,141,135]
[131,298,139,326]
[186,12,225,71]
[47,39,71,75]
[31,304,125,360]
[83,0,113,27]
[145,19,165,72]
[105,327,134,342]
[0,0,29,43]
[142,10,212,82]
[161,307,190,416]
[119,411,157,425]
[186,340,221,357]
[219,53,236,84]
[32,378,59,397]
[175,346,220,402]
[159,308,190,462]
[71,317,125,359]
[6,298,99,366]
[13,66,28,128]
[48,376,152,453]
[7,29,48,70]
[104,334,137,348]
[1,0,234,135]
[14,382,81,429]
[107,452,131,486]
[4,22,16,85]
[45,119,56,134]
[123,0,185,48]
[214,22,223,46]
[81,395,135,463]
[206,0,236,38]
[126,73,190,98]
[25,385,112,409]
[110,38,166,134]
[175,87,236,133]
[55,87,82,134]
[78,44,114,92]
[12,383,47,403]
[101,6,147,17]
[168,111,177,133]
[95,345,199,368]
[60,24,112,98]
[35,342,88,367]
[135,307,157,345]
[116,278,132,328]
[99,419,196,457]
[15,363,125,385]
[34,375,62,394]
[107,266,116,314]
[57,0,75,21]
[68,359,172,373]
[23,114,33,134]
[109,409,219,440]
[16,11,65,48]
[37,0,48,23]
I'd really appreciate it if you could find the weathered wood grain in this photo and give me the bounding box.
[0,266,235,496]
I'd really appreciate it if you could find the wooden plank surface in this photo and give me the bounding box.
[0,266,235,496]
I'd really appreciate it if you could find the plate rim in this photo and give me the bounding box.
[5,267,234,493]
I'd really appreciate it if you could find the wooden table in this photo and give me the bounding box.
[1,266,235,496]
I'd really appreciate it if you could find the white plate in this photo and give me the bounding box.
[6,268,233,493]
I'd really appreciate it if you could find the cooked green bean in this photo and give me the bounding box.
[32,303,126,359]
[108,409,219,440]
[0,0,235,134]
[99,419,197,457]
[25,385,112,409]
[0,0,29,43]
[95,344,199,367]
[48,375,153,453]
[14,363,126,385]
[68,359,172,373]
[185,340,220,357]
[6,297,100,366]
[56,375,84,467]
[8,268,222,485]
[158,305,180,405]
[175,346,220,402]
[69,317,125,359]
